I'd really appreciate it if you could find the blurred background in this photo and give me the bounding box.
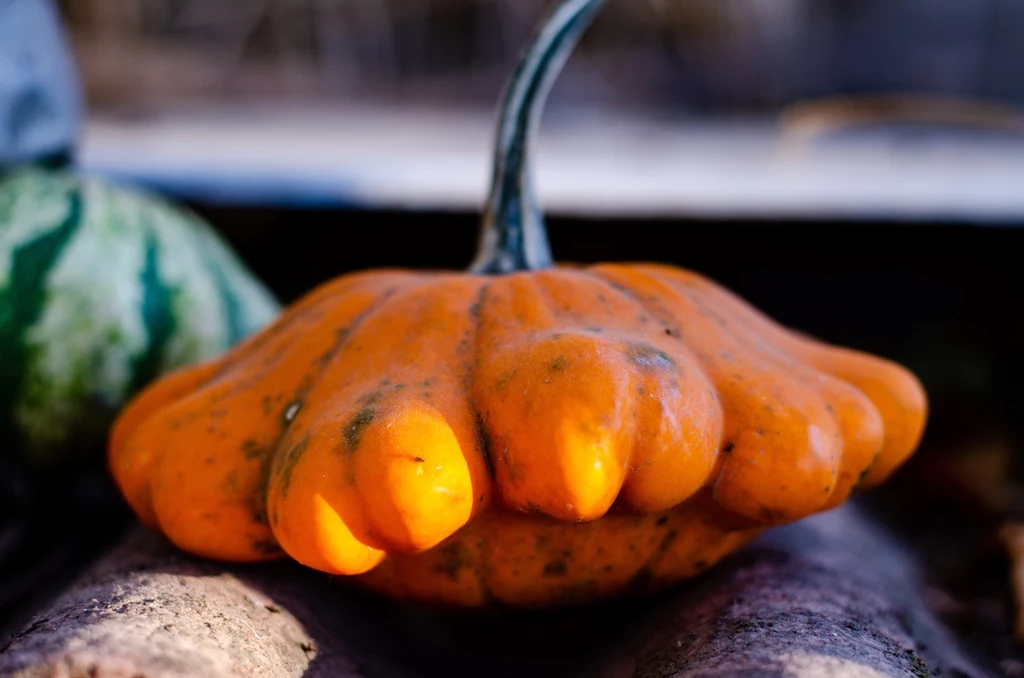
[54,0,1024,218]
[55,0,1024,111]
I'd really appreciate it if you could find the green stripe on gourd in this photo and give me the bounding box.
[0,167,280,466]
[129,229,176,395]
[0,177,83,461]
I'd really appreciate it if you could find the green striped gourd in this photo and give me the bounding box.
[0,167,280,466]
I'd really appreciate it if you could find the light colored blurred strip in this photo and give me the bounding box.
[78,104,1024,222]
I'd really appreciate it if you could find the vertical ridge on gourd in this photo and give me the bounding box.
[107,0,927,607]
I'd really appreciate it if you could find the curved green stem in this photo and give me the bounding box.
[469,0,607,275]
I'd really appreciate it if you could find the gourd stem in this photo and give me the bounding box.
[469,0,607,275]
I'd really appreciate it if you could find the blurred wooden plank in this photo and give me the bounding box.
[79,104,1024,222]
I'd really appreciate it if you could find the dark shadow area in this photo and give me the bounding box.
[0,475,131,643]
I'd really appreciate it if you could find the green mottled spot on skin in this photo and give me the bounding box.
[543,560,568,577]
[549,356,567,373]
[278,437,309,497]
[626,342,675,373]
[495,369,518,390]
[251,538,283,556]
[251,449,275,524]
[242,439,264,460]
[434,542,468,582]
[475,413,495,477]
[658,529,678,554]
[223,468,241,488]
[0,188,82,458]
[344,406,375,452]
[357,391,382,406]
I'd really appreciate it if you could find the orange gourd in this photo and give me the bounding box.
[108,0,927,608]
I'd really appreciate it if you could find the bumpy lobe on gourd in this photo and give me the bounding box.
[109,263,926,607]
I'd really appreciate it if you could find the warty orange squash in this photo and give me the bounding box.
[108,0,927,607]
